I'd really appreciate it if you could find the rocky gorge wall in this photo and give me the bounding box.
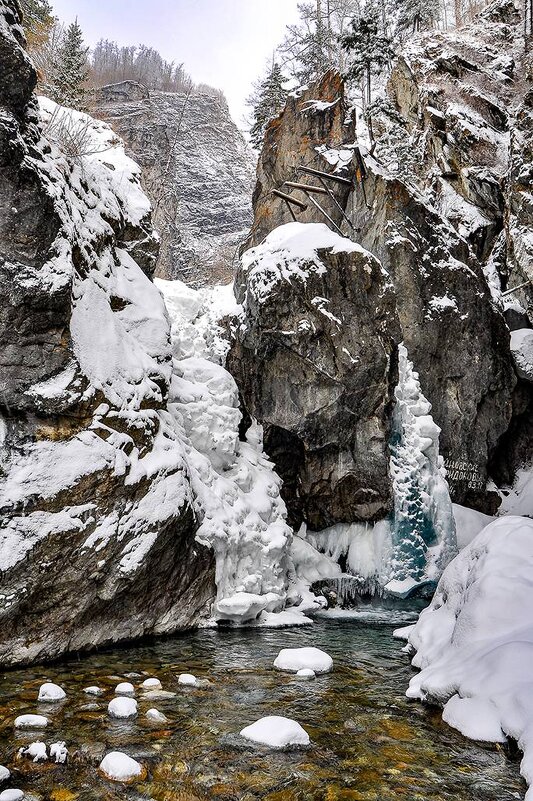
[230,0,532,529]
[0,1,215,665]
[92,81,256,287]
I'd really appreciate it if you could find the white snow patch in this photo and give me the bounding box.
[452,503,494,549]
[107,697,137,719]
[83,686,103,696]
[18,742,47,762]
[114,682,135,695]
[178,673,198,687]
[510,329,533,382]
[14,715,48,729]
[38,682,66,702]
[241,222,369,304]
[141,678,162,691]
[99,752,143,782]
[146,708,168,723]
[0,790,24,801]
[405,516,533,797]
[296,668,316,680]
[274,647,333,674]
[50,742,68,764]
[0,767,9,783]
[240,715,310,748]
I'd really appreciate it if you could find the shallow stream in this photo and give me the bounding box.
[0,609,526,800]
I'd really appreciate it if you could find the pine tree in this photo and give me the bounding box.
[397,0,440,34]
[19,0,54,50]
[247,62,288,150]
[341,12,393,107]
[50,19,89,109]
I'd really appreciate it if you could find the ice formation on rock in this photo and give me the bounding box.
[156,278,303,624]
[388,344,458,594]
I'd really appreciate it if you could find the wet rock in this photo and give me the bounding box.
[229,223,401,528]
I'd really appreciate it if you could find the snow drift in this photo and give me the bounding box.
[404,516,533,798]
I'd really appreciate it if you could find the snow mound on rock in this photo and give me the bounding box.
[146,708,168,723]
[178,673,198,687]
[510,328,533,382]
[38,682,66,702]
[18,742,47,762]
[141,678,161,690]
[296,668,316,680]
[50,742,68,764]
[14,715,48,729]
[405,516,533,798]
[274,647,333,674]
[0,767,9,783]
[114,682,134,695]
[83,686,102,696]
[240,715,310,748]
[99,751,143,782]
[0,790,24,801]
[107,697,137,719]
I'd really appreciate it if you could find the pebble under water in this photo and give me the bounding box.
[0,610,526,801]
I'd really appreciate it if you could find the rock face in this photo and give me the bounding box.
[0,2,215,666]
[360,0,529,508]
[92,81,255,286]
[231,0,529,524]
[246,70,357,249]
[228,223,401,530]
[347,166,515,509]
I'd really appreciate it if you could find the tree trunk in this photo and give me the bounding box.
[454,0,463,27]
[316,0,326,71]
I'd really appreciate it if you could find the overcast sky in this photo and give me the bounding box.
[50,0,302,128]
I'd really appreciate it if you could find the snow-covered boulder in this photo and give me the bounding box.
[146,708,168,723]
[99,751,144,782]
[83,686,103,696]
[178,673,198,687]
[38,682,66,702]
[18,742,47,762]
[406,516,533,796]
[114,682,134,695]
[50,742,68,764]
[14,715,48,729]
[0,767,9,783]
[107,697,137,719]
[274,647,333,674]
[296,668,316,680]
[229,222,401,530]
[0,790,24,801]
[240,716,310,748]
[141,678,161,691]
